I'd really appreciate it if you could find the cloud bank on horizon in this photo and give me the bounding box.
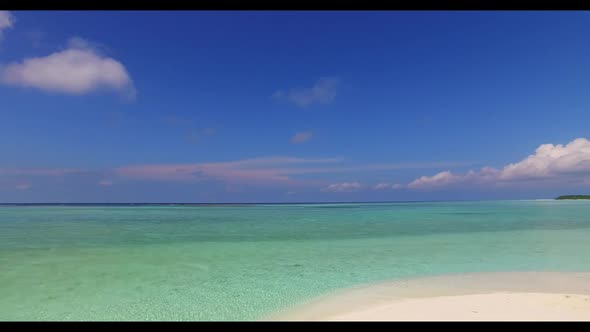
[322,137,590,192]
[1,138,589,194]
[408,137,590,189]
[0,157,464,190]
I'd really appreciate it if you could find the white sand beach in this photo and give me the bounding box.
[267,272,590,321]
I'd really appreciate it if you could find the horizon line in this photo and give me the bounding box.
[0,198,558,206]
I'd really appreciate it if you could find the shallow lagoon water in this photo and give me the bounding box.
[2,200,590,320]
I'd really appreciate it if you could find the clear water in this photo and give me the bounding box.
[2,200,590,321]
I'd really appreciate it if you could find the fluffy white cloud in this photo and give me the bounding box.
[408,138,590,189]
[290,131,313,144]
[322,182,363,192]
[0,38,135,98]
[0,11,14,40]
[499,138,590,180]
[274,77,339,107]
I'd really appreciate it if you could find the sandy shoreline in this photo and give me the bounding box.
[266,272,590,321]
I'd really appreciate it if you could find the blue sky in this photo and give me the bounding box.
[1,11,590,202]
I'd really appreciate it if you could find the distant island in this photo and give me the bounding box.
[555,195,590,200]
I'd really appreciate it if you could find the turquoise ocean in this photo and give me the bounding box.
[2,200,590,320]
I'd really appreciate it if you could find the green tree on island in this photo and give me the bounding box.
[555,195,590,200]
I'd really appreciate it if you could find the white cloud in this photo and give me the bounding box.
[0,11,14,40]
[0,37,135,98]
[274,77,339,107]
[374,183,404,190]
[498,138,590,180]
[408,138,590,189]
[290,131,313,144]
[322,182,363,192]
[68,36,93,50]
[408,171,467,189]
